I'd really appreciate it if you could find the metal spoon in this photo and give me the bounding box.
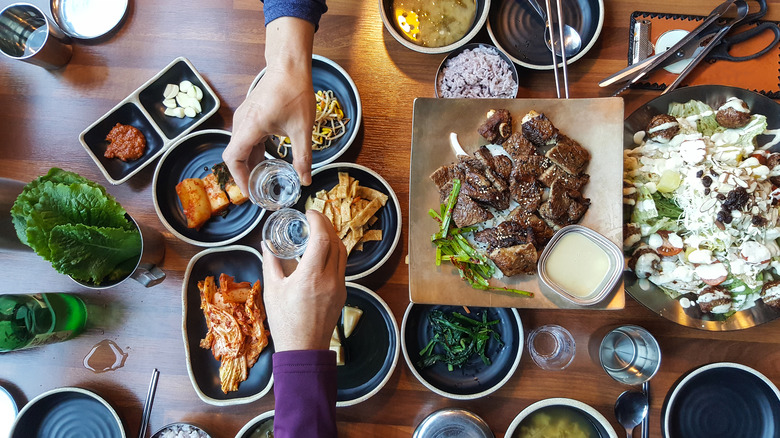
[614,390,648,438]
[526,0,582,57]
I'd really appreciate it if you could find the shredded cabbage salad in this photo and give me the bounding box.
[624,98,780,316]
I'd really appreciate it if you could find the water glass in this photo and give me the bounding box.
[262,208,309,259]
[248,159,301,210]
[528,324,576,371]
[599,325,661,385]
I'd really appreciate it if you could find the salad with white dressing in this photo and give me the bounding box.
[624,97,780,316]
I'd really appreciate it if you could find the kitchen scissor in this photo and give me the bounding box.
[600,0,780,95]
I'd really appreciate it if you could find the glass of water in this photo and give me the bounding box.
[248,159,301,210]
[262,208,310,259]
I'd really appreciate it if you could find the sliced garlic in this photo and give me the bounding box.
[184,107,197,118]
[193,85,203,100]
[186,87,198,99]
[162,98,177,108]
[163,84,179,99]
[172,107,185,118]
[164,107,177,117]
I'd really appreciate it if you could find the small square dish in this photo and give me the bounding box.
[79,57,220,185]
[80,102,165,185]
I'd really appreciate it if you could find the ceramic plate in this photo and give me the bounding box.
[487,0,604,70]
[662,363,780,438]
[401,303,523,400]
[623,85,780,330]
[80,57,219,185]
[248,55,361,168]
[408,97,625,309]
[235,410,274,438]
[10,387,124,438]
[182,245,273,406]
[296,162,402,281]
[153,129,264,247]
[336,283,400,407]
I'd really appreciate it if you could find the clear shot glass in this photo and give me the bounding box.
[247,159,301,211]
[527,324,576,371]
[262,208,309,259]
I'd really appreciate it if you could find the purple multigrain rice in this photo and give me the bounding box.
[437,46,518,98]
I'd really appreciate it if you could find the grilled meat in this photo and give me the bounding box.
[430,163,464,191]
[489,243,537,276]
[478,109,512,143]
[502,132,537,160]
[439,181,493,228]
[545,135,590,175]
[474,220,527,251]
[538,179,590,230]
[646,113,680,143]
[538,164,589,189]
[509,172,543,211]
[522,111,558,147]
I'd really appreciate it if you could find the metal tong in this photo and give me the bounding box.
[600,0,750,95]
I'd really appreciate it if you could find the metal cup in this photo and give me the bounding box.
[71,214,166,289]
[0,177,30,252]
[599,325,661,385]
[0,2,72,69]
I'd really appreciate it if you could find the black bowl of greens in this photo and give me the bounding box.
[401,303,523,399]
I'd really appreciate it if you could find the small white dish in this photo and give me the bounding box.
[236,410,274,438]
[505,398,618,438]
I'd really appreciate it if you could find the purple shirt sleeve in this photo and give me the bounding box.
[262,0,328,28]
[272,350,338,438]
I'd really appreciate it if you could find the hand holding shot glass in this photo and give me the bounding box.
[248,159,309,259]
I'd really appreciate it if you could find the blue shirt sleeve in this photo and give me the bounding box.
[262,0,328,28]
[272,350,338,438]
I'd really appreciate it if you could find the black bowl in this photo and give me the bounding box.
[182,245,274,405]
[402,303,523,399]
[296,162,401,281]
[662,363,780,438]
[153,129,264,247]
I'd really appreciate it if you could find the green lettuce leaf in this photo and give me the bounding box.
[48,224,141,284]
[668,99,722,137]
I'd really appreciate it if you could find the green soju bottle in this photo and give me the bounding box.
[0,293,87,352]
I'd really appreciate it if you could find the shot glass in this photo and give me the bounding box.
[527,324,576,371]
[599,325,661,385]
[262,208,309,259]
[0,3,73,69]
[247,159,301,211]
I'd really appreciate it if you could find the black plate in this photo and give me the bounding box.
[10,388,123,438]
[255,55,361,168]
[138,59,219,141]
[402,304,523,399]
[153,130,264,247]
[487,0,603,69]
[295,163,401,280]
[336,284,399,406]
[624,85,780,330]
[183,245,273,405]
[662,363,780,438]
[80,102,165,185]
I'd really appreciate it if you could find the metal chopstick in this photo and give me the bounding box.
[544,0,569,98]
[138,368,160,438]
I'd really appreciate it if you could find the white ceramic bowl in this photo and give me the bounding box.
[235,410,274,438]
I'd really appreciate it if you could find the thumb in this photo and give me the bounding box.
[262,242,286,283]
[290,131,313,186]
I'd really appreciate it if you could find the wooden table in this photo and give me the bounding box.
[2,0,780,436]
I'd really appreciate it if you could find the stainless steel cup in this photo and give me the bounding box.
[599,325,661,385]
[71,214,166,289]
[0,178,30,252]
[0,2,72,69]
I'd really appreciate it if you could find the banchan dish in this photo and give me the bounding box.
[296,162,402,281]
[505,398,617,438]
[80,57,219,185]
[182,245,274,406]
[10,387,125,438]
[402,303,523,400]
[153,129,264,247]
[248,54,362,169]
[235,410,274,438]
[662,362,780,438]
[336,283,400,407]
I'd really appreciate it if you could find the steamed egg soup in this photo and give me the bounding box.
[393,0,477,47]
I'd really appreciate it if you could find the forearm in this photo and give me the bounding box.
[264,17,315,76]
[273,350,338,438]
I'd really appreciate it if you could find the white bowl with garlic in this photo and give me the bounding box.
[79,56,220,185]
